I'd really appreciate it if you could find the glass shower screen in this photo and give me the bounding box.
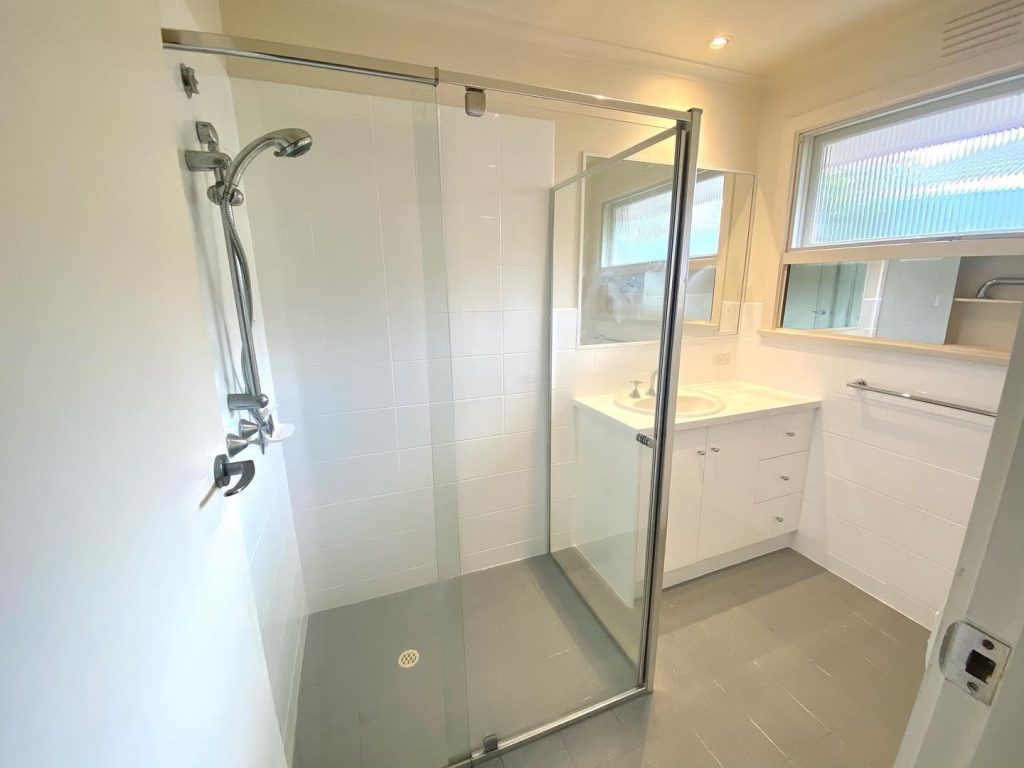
[172,34,695,765]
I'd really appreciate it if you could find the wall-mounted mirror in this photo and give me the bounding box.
[780,254,1024,352]
[577,155,754,346]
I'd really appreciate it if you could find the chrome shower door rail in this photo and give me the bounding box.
[160,29,695,123]
[847,378,997,417]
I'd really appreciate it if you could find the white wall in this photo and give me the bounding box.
[161,0,308,755]
[1,1,288,766]
[738,305,1003,627]
[739,0,1024,627]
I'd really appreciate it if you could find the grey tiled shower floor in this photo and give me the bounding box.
[294,554,636,768]
[295,549,929,768]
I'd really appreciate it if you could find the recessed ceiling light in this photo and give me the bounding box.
[708,35,732,49]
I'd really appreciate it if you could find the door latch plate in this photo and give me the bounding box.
[938,620,1011,705]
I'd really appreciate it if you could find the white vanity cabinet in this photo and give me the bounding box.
[663,407,815,578]
[571,382,820,597]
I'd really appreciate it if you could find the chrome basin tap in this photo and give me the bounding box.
[646,368,659,397]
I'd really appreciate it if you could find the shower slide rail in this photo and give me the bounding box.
[846,378,997,418]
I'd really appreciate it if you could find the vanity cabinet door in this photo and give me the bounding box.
[663,428,708,573]
[697,420,762,560]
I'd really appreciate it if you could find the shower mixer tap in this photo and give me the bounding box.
[213,454,256,497]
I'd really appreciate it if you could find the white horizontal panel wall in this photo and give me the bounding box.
[737,303,1003,627]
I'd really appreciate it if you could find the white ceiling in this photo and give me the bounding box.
[362,0,925,76]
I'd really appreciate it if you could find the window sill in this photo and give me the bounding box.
[758,327,1011,365]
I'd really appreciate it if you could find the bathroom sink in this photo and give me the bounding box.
[614,390,724,417]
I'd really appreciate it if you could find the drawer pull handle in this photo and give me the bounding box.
[710,447,720,453]
[697,449,706,456]
[786,431,796,437]
[774,515,785,522]
[780,475,790,481]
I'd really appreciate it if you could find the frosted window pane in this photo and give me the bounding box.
[603,175,724,266]
[801,87,1024,247]
[690,174,725,257]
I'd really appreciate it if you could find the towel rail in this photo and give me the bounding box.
[846,378,996,418]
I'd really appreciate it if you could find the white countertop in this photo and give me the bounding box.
[573,380,821,434]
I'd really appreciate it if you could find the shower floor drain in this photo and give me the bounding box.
[398,649,420,669]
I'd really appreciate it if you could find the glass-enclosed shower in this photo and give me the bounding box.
[170,30,699,768]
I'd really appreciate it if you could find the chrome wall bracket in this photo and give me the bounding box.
[465,87,486,117]
[179,63,199,98]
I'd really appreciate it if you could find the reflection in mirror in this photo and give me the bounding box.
[577,155,755,346]
[780,255,1024,352]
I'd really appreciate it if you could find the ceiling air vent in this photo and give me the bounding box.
[941,0,1024,59]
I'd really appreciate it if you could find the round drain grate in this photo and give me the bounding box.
[398,649,420,669]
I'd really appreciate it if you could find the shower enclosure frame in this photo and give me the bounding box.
[163,27,700,763]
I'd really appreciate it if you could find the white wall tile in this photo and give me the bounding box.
[399,446,434,490]
[904,462,980,526]
[274,362,396,418]
[321,312,392,365]
[451,355,503,399]
[460,537,547,575]
[397,405,431,448]
[504,431,546,471]
[503,353,543,394]
[824,474,966,570]
[455,436,506,480]
[449,312,502,357]
[505,392,545,434]
[453,397,504,441]
[552,308,578,351]
[388,313,428,361]
[502,310,545,353]
[499,113,554,267]
[447,263,502,312]
[393,360,429,406]
[502,265,545,310]
[459,504,547,555]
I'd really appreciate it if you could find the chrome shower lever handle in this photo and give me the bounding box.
[213,454,256,497]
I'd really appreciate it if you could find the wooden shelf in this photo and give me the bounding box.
[953,298,1023,306]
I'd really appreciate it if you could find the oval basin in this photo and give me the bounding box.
[614,391,724,417]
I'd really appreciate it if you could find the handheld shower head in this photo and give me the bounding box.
[223,128,313,191]
[271,128,313,158]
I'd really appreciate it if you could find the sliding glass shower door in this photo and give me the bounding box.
[230,71,474,767]
[178,38,696,764]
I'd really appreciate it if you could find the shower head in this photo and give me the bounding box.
[223,128,313,192]
[271,128,313,158]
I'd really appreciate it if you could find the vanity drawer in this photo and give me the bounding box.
[753,493,802,536]
[756,452,808,501]
[760,411,814,459]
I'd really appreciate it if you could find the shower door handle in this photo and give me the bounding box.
[636,433,656,449]
[213,454,256,497]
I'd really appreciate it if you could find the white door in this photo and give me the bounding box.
[696,419,761,560]
[899,321,1024,767]
[663,427,707,572]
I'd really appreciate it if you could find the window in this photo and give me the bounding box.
[601,172,726,268]
[601,183,672,268]
[791,77,1024,250]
